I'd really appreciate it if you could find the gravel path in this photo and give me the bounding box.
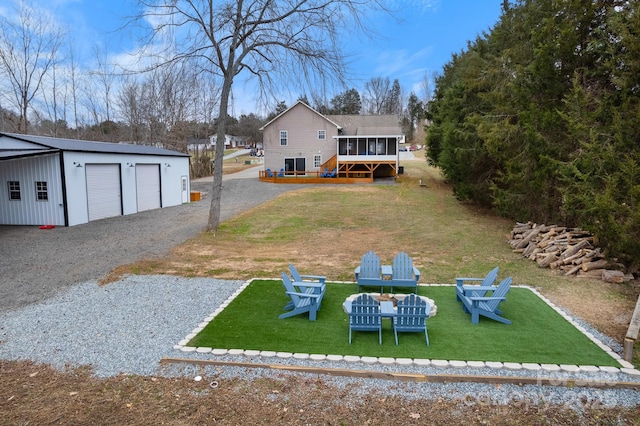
[0,171,307,312]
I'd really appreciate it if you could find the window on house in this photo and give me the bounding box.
[313,154,322,168]
[35,181,48,201]
[317,130,326,140]
[280,130,288,146]
[8,181,20,200]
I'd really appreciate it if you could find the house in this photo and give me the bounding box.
[187,135,254,153]
[209,134,253,149]
[259,101,403,181]
[0,132,191,226]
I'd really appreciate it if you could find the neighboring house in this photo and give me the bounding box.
[187,135,254,152]
[260,101,403,178]
[210,134,253,149]
[187,138,211,153]
[0,132,191,226]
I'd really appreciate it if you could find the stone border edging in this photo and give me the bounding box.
[174,279,640,379]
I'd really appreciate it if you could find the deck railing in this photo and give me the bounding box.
[258,169,373,184]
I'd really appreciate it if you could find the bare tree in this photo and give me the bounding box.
[0,0,65,133]
[134,0,388,232]
[67,47,82,138]
[362,76,391,114]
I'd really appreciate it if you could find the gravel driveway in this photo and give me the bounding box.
[0,171,306,312]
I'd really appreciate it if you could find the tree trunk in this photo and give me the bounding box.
[560,238,590,260]
[206,72,234,232]
[537,252,559,268]
[581,259,609,272]
[602,270,625,283]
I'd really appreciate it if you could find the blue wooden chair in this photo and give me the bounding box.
[266,168,274,177]
[354,251,384,293]
[456,267,503,315]
[393,294,430,346]
[460,277,512,324]
[279,272,324,321]
[289,264,326,285]
[278,168,285,177]
[390,252,420,293]
[455,266,499,302]
[288,264,326,308]
[348,294,382,344]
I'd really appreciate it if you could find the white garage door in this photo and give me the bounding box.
[135,164,161,212]
[86,164,122,221]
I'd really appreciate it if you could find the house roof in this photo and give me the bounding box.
[0,132,190,157]
[259,100,342,131]
[324,114,402,137]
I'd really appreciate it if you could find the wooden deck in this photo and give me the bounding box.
[258,170,374,184]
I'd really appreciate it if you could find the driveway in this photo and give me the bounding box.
[0,169,305,312]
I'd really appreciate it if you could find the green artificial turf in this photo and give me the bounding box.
[188,280,621,366]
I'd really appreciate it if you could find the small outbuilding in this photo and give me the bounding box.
[0,132,191,226]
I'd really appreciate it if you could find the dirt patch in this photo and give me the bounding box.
[2,360,639,425]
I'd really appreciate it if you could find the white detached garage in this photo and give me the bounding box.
[0,132,191,226]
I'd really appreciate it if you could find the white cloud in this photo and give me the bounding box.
[373,46,433,77]
[384,0,440,14]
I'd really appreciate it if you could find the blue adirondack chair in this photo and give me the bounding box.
[455,266,499,302]
[278,168,285,177]
[461,276,512,324]
[279,272,324,321]
[266,168,274,177]
[354,251,384,293]
[326,167,337,177]
[321,167,329,177]
[288,264,326,308]
[390,252,420,293]
[348,293,382,344]
[289,264,326,285]
[393,294,430,346]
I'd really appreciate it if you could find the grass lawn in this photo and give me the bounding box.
[188,279,621,367]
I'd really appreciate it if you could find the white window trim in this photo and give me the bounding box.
[313,154,322,168]
[35,181,48,201]
[8,180,20,201]
[317,130,326,140]
[280,130,288,146]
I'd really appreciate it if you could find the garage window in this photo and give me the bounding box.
[8,181,20,200]
[35,181,48,201]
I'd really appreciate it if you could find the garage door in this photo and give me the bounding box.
[135,164,161,212]
[86,164,122,221]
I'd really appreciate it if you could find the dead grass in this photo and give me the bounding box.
[6,359,640,425]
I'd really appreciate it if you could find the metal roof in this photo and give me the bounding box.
[0,149,58,159]
[0,132,190,157]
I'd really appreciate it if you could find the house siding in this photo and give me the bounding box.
[263,103,337,172]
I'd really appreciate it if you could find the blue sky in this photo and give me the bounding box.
[10,0,504,116]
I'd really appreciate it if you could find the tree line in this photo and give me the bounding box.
[426,0,640,269]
